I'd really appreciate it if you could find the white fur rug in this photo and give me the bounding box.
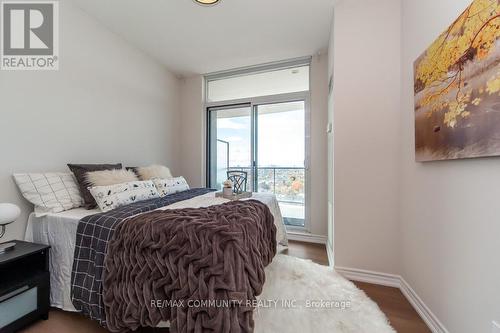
[254,255,395,333]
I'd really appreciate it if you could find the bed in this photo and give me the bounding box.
[24,189,288,331]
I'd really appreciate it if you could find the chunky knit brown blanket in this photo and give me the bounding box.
[102,200,277,333]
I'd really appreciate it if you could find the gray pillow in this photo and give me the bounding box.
[68,163,122,209]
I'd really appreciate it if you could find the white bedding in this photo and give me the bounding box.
[25,192,288,312]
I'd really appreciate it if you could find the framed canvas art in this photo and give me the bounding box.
[414,0,500,161]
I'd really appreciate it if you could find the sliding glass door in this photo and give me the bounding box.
[207,105,253,191]
[208,100,307,228]
[255,101,306,226]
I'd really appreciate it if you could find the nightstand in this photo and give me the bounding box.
[0,241,50,333]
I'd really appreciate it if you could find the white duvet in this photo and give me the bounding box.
[25,192,288,312]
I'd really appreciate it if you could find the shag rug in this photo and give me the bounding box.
[254,255,396,333]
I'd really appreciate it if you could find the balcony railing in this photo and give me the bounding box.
[223,166,305,227]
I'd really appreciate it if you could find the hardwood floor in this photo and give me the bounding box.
[21,240,430,333]
[278,240,330,265]
[21,310,109,333]
[353,281,431,333]
[280,241,431,333]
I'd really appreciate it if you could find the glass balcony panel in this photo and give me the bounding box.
[229,166,306,227]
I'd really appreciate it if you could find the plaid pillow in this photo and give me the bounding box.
[13,173,84,216]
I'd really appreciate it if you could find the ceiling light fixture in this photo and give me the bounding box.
[194,0,221,6]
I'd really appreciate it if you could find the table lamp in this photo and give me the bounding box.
[0,203,21,253]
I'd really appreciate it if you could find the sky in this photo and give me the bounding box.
[216,108,305,168]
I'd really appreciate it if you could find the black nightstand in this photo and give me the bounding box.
[0,241,50,333]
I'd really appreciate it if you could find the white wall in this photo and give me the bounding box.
[178,55,329,237]
[332,0,500,330]
[332,0,401,274]
[0,1,180,240]
[400,1,500,332]
[179,75,205,187]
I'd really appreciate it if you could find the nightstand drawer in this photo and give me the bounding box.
[0,286,38,328]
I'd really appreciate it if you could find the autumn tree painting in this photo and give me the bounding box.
[414,0,500,161]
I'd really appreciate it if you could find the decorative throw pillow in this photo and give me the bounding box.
[86,169,138,187]
[67,163,122,209]
[137,165,172,181]
[125,167,139,177]
[89,180,160,212]
[13,173,84,216]
[152,177,190,197]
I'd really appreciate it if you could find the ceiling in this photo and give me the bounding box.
[70,0,335,76]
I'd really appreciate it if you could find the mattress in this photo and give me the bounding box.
[24,191,288,312]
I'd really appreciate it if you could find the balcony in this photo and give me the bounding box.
[223,167,306,227]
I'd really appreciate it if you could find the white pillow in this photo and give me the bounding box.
[89,180,160,212]
[137,165,172,180]
[152,177,190,197]
[86,169,138,187]
[13,173,84,216]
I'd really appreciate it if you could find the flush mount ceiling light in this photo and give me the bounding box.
[193,0,221,5]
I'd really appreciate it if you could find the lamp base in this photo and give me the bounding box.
[0,242,16,254]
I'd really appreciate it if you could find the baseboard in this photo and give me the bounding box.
[399,277,449,333]
[287,232,327,244]
[335,266,448,333]
[335,266,400,288]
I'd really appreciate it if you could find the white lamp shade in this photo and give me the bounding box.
[0,203,21,225]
